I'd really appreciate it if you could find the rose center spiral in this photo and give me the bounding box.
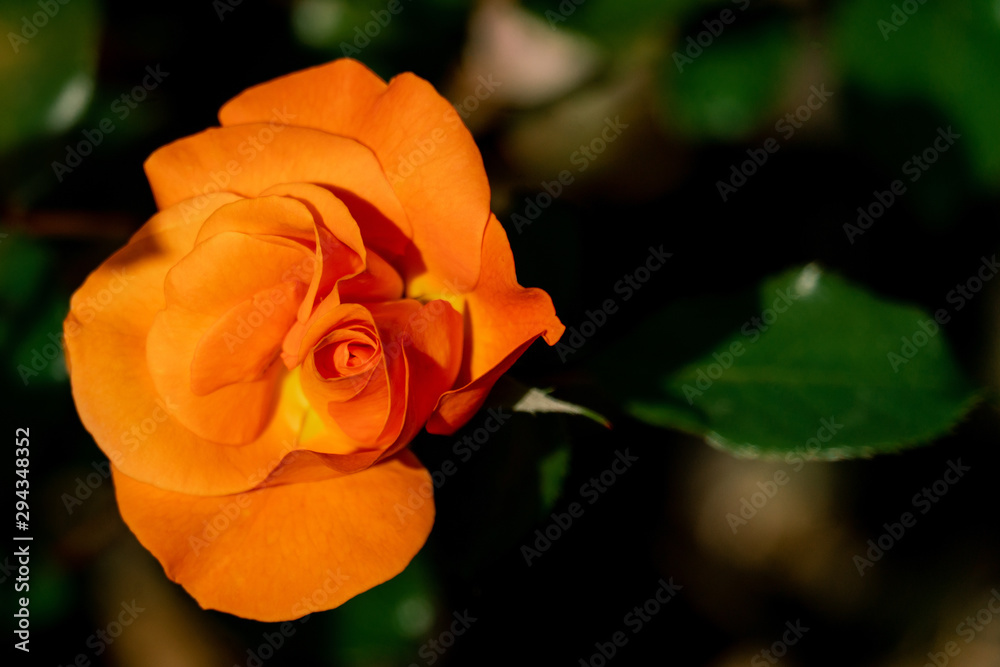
[313,328,380,380]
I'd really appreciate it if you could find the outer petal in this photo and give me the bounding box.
[217,59,491,288]
[112,451,434,621]
[426,215,565,434]
[220,59,389,137]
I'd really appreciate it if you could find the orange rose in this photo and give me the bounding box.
[64,59,564,621]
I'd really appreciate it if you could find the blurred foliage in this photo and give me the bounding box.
[524,0,699,46]
[415,406,576,579]
[329,553,440,666]
[0,0,101,155]
[833,0,1000,187]
[666,13,802,140]
[0,232,51,314]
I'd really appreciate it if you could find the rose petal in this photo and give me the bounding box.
[192,192,362,322]
[147,189,375,442]
[146,305,284,444]
[298,303,403,450]
[189,281,307,395]
[365,299,464,461]
[65,196,315,496]
[338,248,405,303]
[283,298,462,466]
[280,245,407,365]
[426,214,564,433]
[217,59,491,289]
[144,125,412,260]
[256,183,374,319]
[194,193,317,246]
[165,224,313,317]
[112,450,434,621]
[68,192,242,336]
[220,59,389,138]
[147,230,311,444]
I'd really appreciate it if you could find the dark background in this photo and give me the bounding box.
[3,0,1000,665]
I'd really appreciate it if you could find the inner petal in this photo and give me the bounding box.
[297,303,404,449]
[345,341,374,367]
[314,328,380,380]
[189,281,307,396]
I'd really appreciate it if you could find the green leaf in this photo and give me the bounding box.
[832,0,1000,186]
[0,0,101,155]
[596,264,978,459]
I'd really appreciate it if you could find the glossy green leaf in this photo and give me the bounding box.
[597,264,978,458]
